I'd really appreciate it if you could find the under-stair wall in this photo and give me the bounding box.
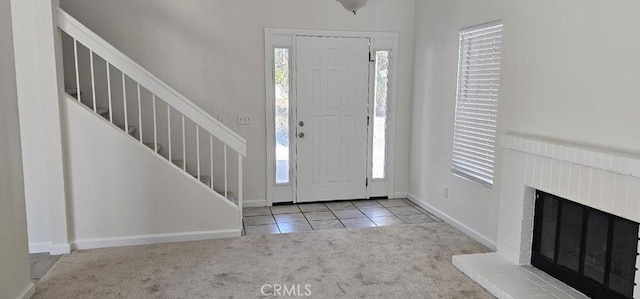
[60,35,240,197]
[56,8,246,249]
[62,94,240,249]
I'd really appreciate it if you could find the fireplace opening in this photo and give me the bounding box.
[532,190,639,299]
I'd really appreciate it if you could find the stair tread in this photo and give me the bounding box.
[117,124,137,135]
[96,107,109,115]
[168,166,235,202]
[144,143,162,153]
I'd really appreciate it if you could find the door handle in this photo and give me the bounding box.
[299,121,305,127]
[298,132,305,138]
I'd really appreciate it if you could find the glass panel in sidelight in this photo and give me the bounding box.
[274,48,290,185]
[372,51,390,179]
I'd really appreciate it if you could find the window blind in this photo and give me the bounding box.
[452,21,503,187]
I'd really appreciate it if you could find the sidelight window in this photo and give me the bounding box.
[372,50,390,180]
[274,48,290,185]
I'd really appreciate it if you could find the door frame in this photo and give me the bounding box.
[264,28,399,206]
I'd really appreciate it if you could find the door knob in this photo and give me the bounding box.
[298,132,305,138]
[299,121,305,127]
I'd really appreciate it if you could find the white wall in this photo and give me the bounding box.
[59,0,416,202]
[62,95,241,249]
[410,0,640,247]
[499,0,640,154]
[0,0,34,297]
[410,0,505,247]
[11,0,70,254]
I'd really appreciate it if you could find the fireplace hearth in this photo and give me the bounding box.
[532,190,639,299]
[453,135,640,298]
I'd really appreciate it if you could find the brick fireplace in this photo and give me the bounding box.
[454,134,640,298]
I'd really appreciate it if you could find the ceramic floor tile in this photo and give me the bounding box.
[341,218,376,229]
[244,224,280,236]
[270,205,301,214]
[370,216,405,226]
[243,207,272,217]
[274,213,307,223]
[352,200,382,208]
[325,201,356,211]
[425,211,442,222]
[398,213,436,224]
[358,207,394,218]
[377,199,409,207]
[30,253,61,280]
[303,211,337,221]
[402,198,417,206]
[415,206,442,221]
[333,209,367,220]
[278,221,313,233]
[298,203,330,212]
[309,220,345,231]
[243,215,276,226]
[387,206,423,216]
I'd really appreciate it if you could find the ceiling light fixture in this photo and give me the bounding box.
[335,0,368,15]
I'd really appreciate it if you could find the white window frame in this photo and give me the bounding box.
[264,28,399,205]
[452,21,503,187]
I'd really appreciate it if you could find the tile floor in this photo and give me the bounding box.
[242,198,443,236]
[30,253,61,281]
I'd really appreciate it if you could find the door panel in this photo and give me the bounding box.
[296,36,370,203]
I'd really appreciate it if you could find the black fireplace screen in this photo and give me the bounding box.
[532,190,638,299]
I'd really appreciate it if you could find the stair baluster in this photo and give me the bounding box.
[58,7,245,221]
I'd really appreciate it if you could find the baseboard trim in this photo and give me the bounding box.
[71,229,241,250]
[16,282,35,299]
[406,193,496,250]
[29,242,71,254]
[243,199,267,208]
[29,242,51,254]
[49,243,71,255]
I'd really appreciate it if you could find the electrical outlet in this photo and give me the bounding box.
[218,114,227,124]
[237,113,253,125]
[443,186,449,199]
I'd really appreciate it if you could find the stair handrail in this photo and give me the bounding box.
[56,8,246,157]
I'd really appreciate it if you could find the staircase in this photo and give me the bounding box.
[57,9,245,227]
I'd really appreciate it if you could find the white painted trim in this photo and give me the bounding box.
[265,28,399,204]
[49,243,71,255]
[407,193,497,250]
[503,134,640,178]
[28,242,71,255]
[71,229,240,250]
[28,242,52,254]
[57,9,246,156]
[243,199,267,208]
[16,282,35,299]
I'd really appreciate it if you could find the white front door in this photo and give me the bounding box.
[295,36,370,203]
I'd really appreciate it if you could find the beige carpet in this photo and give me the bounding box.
[34,223,492,298]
